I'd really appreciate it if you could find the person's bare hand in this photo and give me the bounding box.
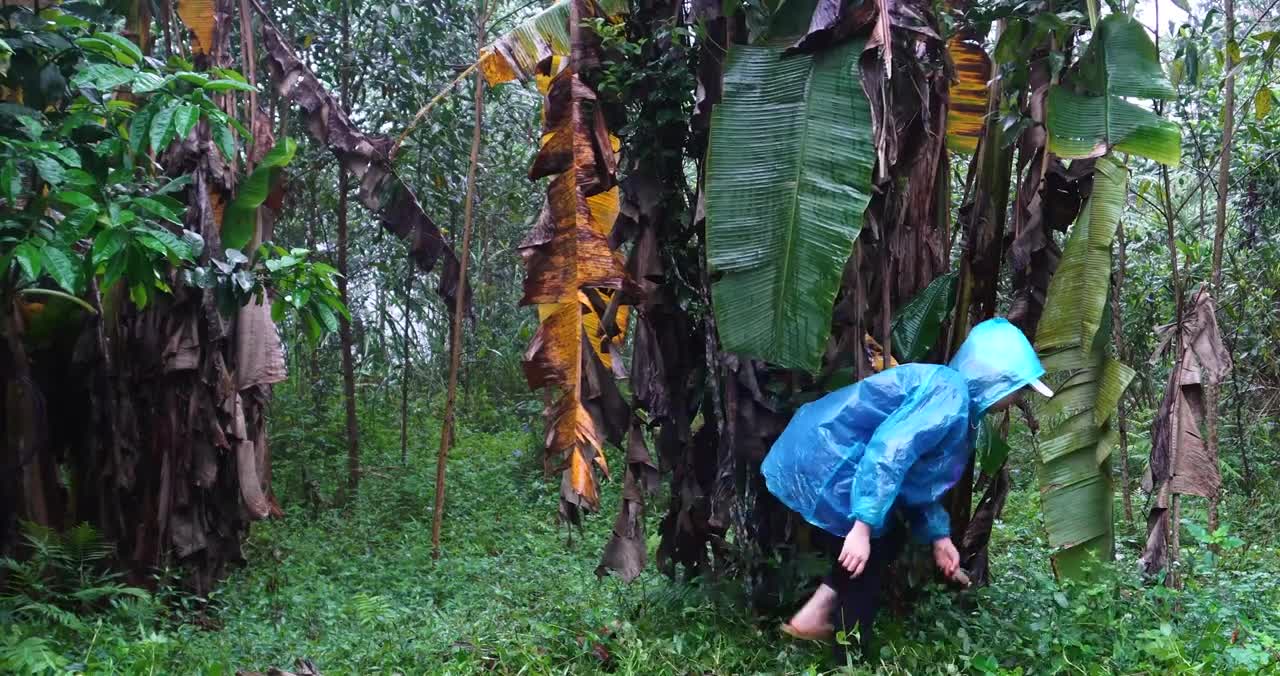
[932,537,961,580]
[839,521,872,577]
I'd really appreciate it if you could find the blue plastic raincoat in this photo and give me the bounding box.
[762,318,1045,543]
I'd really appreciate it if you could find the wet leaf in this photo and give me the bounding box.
[891,271,957,363]
[222,138,298,251]
[1046,15,1180,166]
[706,39,873,372]
[41,245,79,293]
[1034,155,1130,579]
[149,101,178,153]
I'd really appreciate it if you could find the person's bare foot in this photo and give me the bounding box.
[782,583,836,639]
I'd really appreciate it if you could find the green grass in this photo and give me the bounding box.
[7,405,1280,674]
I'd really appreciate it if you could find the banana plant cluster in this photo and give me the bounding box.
[487,0,1184,586]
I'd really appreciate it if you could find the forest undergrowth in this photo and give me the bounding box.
[5,391,1280,675]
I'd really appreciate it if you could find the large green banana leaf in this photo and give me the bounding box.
[1034,154,1137,579]
[707,39,873,372]
[1047,13,1181,166]
[1036,157,1127,351]
[891,271,957,363]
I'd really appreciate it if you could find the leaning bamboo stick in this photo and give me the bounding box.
[432,1,488,560]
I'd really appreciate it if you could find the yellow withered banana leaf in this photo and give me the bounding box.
[945,36,991,153]
[520,43,626,516]
[479,0,628,86]
[177,0,216,56]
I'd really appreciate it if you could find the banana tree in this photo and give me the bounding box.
[1032,12,1180,577]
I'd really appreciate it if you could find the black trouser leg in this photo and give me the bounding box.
[822,521,908,662]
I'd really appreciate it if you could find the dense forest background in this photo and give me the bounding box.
[2,0,1280,673]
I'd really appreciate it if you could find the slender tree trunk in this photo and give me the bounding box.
[1206,0,1235,540]
[432,2,486,559]
[1112,221,1133,527]
[337,0,360,501]
[400,251,412,465]
[1161,163,1186,589]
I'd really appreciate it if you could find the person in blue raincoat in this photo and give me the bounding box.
[767,318,1054,656]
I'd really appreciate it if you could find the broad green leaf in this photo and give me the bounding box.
[1034,153,1132,580]
[211,119,236,161]
[96,32,145,66]
[71,63,136,91]
[1185,41,1200,85]
[1047,14,1181,166]
[130,282,149,308]
[211,68,249,83]
[32,154,66,186]
[1257,88,1274,120]
[52,146,81,168]
[149,102,179,152]
[155,174,194,196]
[92,228,128,265]
[50,190,95,210]
[14,241,43,280]
[0,161,18,203]
[133,226,194,261]
[1047,90,1181,166]
[1093,357,1135,426]
[174,71,210,86]
[1037,156,1127,352]
[173,104,199,141]
[131,71,167,94]
[62,207,100,238]
[1099,14,1174,100]
[975,417,1011,474]
[128,105,154,155]
[132,196,183,224]
[201,78,257,92]
[41,245,79,293]
[221,137,298,251]
[314,302,339,333]
[707,40,873,372]
[891,272,957,363]
[75,37,118,61]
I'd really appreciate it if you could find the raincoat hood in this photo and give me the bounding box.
[948,318,1045,413]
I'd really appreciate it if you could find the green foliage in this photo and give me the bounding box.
[1035,155,1135,578]
[1046,13,1181,166]
[222,138,299,251]
[0,3,339,332]
[262,243,347,342]
[10,410,1279,673]
[0,521,151,644]
[706,38,874,372]
[891,272,958,363]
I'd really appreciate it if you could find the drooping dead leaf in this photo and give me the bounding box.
[259,25,463,310]
[1140,287,1232,576]
[520,3,628,521]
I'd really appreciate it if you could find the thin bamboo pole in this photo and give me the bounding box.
[432,1,488,560]
[1206,0,1236,543]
